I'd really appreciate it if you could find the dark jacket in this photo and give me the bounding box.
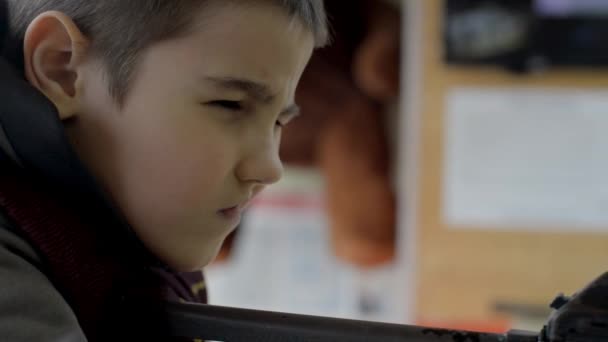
[0,5,206,341]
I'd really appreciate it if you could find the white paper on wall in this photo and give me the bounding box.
[443,87,608,231]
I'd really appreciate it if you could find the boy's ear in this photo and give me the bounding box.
[23,11,90,120]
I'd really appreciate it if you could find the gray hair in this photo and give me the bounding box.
[4,0,329,103]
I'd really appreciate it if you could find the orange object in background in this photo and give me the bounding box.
[317,0,401,267]
[318,99,396,267]
[353,0,401,102]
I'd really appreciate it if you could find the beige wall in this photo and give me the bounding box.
[412,0,608,324]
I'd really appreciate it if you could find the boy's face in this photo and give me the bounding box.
[23,3,315,270]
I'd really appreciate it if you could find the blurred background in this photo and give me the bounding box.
[206,0,608,334]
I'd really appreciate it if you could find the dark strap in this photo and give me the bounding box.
[0,166,124,340]
[0,165,207,341]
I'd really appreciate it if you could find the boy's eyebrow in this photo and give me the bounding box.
[204,76,275,103]
[205,76,302,118]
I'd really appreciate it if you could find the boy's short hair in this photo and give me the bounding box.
[3,0,329,103]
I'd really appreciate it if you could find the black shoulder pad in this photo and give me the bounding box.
[0,0,8,52]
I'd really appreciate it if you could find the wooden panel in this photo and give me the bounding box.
[415,0,608,323]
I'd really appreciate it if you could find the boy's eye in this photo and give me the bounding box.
[208,100,243,111]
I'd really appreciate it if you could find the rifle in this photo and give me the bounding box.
[156,272,607,341]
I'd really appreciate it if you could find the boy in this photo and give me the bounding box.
[0,0,328,341]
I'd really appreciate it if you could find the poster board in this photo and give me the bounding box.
[407,0,608,328]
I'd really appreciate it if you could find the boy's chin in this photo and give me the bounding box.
[163,243,223,272]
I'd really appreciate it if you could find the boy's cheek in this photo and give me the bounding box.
[112,126,237,232]
[118,136,228,210]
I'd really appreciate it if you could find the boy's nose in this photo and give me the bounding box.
[236,143,284,187]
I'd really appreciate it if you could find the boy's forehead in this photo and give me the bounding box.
[192,0,327,47]
[188,0,315,49]
[175,3,315,90]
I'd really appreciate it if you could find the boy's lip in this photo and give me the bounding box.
[219,199,252,214]
[217,199,251,225]
[218,206,239,219]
